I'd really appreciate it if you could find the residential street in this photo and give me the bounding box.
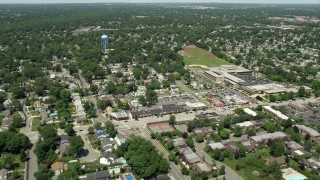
[78,134,100,163]
[20,99,38,180]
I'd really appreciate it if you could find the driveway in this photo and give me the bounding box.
[78,134,100,163]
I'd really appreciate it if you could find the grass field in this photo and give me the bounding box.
[31,117,41,131]
[182,48,231,67]
[223,148,274,180]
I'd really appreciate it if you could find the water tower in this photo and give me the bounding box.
[101,34,108,51]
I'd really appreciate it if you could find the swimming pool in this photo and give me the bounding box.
[125,174,134,180]
[287,175,306,180]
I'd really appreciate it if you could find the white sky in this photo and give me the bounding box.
[0,0,319,4]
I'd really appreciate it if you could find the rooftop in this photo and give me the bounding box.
[236,121,255,127]
[243,108,257,117]
[295,124,320,137]
[263,106,289,120]
[208,142,226,150]
[251,132,287,142]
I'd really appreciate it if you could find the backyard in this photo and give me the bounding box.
[223,148,274,180]
[31,117,41,131]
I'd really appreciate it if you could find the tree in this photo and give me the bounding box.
[39,125,57,140]
[194,135,204,143]
[9,169,22,180]
[234,125,242,137]
[138,96,147,106]
[65,124,75,136]
[88,126,94,134]
[11,116,24,128]
[169,115,176,125]
[117,136,169,178]
[5,133,30,154]
[186,136,194,148]
[146,89,158,105]
[269,94,276,102]
[167,141,174,150]
[262,121,276,133]
[182,132,188,139]
[68,136,84,156]
[282,119,293,130]
[181,166,189,175]
[89,84,99,94]
[270,141,285,157]
[298,86,306,97]
[105,121,118,138]
[219,128,230,139]
[219,165,225,175]
[247,128,256,136]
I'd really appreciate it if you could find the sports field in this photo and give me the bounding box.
[181,47,231,67]
[147,122,174,133]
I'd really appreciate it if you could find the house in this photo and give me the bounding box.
[286,141,303,152]
[226,143,239,153]
[96,130,107,140]
[34,101,42,108]
[295,125,320,141]
[86,170,110,180]
[291,149,308,158]
[173,138,187,149]
[114,132,127,146]
[241,140,256,152]
[192,162,212,174]
[51,162,68,176]
[208,142,226,151]
[101,137,113,152]
[288,103,308,112]
[100,152,117,165]
[3,99,11,109]
[193,127,214,137]
[266,156,287,167]
[235,121,256,131]
[59,134,70,156]
[1,114,14,129]
[77,116,88,123]
[250,132,288,145]
[0,169,8,180]
[301,157,320,172]
[179,147,201,166]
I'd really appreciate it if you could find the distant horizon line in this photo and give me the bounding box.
[0,2,320,5]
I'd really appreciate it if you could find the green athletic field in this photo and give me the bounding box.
[182,48,231,67]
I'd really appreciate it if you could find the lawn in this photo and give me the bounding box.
[223,148,273,180]
[31,117,41,131]
[182,48,231,67]
[29,110,40,116]
[87,134,99,150]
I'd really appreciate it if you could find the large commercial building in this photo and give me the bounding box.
[203,65,304,95]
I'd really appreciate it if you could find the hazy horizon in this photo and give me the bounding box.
[0,0,320,4]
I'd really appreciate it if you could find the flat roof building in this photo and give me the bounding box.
[208,142,226,151]
[243,108,257,117]
[250,132,288,144]
[263,106,289,121]
[295,125,320,140]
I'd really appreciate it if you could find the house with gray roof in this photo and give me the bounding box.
[179,147,201,166]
